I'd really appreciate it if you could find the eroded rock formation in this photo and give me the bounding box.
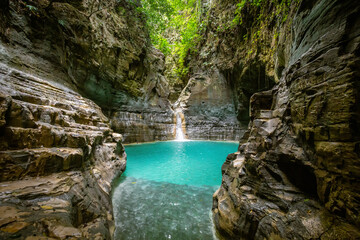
[106,48,175,143]
[0,0,175,144]
[1,0,360,238]
[175,72,245,140]
[213,0,360,239]
[0,64,126,239]
[0,0,158,238]
[176,0,280,141]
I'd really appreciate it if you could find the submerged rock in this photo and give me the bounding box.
[213,0,360,239]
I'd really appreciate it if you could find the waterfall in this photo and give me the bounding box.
[175,110,185,141]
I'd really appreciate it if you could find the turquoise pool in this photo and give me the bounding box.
[112,141,238,240]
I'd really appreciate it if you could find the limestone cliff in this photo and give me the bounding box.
[213,0,360,239]
[0,0,175,144]
[0,63,126,239]
[1,0,360,238]
[0,0,170,238]
[176,0,283,140]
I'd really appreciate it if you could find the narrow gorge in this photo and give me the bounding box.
[0,0,359,239]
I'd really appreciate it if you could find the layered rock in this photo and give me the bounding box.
[0,64,126,239]
[176,0,284,141]
[106,48,175,143]
[213,0,360,239]
[0,0,175,144]
[0,0,178,237]
[109,108,174,143]
[176,72,245,140]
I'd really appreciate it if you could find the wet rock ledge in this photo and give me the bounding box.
[0,64,126,239]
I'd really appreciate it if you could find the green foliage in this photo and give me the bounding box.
[173,1,202,78]
[138,0,202,82]
[229,0,300,60]
[139,0,174,43]
[136,0,299,86]
[135,0,172,55]
[23,3,40,17]
[58,19,66,27]
[26,4,37,11]
[157,36,171,55]
[232,0,295,29]
[252,0,263,7]
[232,0,263,27]
[232,0,246,26]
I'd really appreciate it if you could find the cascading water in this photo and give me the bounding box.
[175,110,185,140]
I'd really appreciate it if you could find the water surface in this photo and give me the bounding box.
[112,141,238,240]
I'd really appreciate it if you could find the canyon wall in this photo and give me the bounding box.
[0,0,169,238]
[213,0,360,239]
[0,0,259,147]
[2,0,359,238]
[0,0,175,144]
[175,72,245,140]
[0,63,126,239]
[177,0,279,141]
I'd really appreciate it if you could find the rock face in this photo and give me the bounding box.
[213,0,360,239]
[0,64,126,239]
[0,0,178,236]
[0,0,175,144]
[105,48,176,143]
[109,108,175,143]
[0,0,158,238]
[176,0,279,141]
[176,72,245,140]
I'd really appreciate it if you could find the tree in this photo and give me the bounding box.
[139,0,202,81]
